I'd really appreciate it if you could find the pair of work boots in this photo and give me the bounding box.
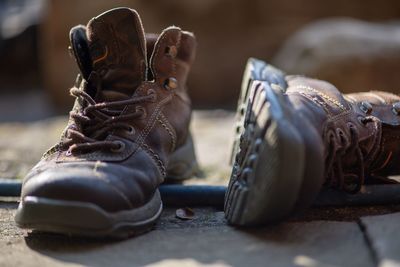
[15,8,400,237]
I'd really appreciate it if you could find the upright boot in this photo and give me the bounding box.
[225,58,400,226]
[15,8,197,238]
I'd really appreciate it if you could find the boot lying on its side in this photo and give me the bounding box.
[225,58,400,226]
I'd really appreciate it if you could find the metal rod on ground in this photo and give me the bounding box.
[1,179,400,208]
[0,179,21,197]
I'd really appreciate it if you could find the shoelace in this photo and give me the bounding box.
[325,116,381,193]
[60,86,155,155]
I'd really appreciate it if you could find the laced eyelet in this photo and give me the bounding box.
[360,101,372,114]
[165,45,177,58]
[126,126,135,135]
[164,77,178,90]
[347,122,355,129]
[111,141,125,153]
[392,102,400,115]
[336,128,345,136]
[357,116,367,125]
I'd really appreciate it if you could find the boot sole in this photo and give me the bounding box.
[15,190,162,239]
[230,58,287,164]
[225,61,306,226]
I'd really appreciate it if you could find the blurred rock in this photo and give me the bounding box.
[0,0,46,90]
[273,18,400,94]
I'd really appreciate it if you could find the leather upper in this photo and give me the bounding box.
[285,76,400,192]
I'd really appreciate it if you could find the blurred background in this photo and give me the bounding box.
[1,0,400,119]
[0,0,400,179]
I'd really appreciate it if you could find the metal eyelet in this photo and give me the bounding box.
[65,150,72,157]
[392,102,400,115]
[111,141,125,153]
[165,45,177,58]
[360,101,373,114]
[357,116,367,125]
[164,77,178,90]
[126,126,135,135]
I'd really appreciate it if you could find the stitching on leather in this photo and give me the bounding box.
[141,143,166,177]
[292,85,348,111]
[134,95,173,151]
[158,112,177,152]
[294,91,334,117]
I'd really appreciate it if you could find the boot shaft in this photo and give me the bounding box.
[69,8,196,99]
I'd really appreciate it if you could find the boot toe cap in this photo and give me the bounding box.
[21,165,137,212]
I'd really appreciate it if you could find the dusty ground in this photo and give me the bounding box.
[0,110,399,267]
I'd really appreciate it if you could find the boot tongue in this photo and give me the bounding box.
[85,8,147,101]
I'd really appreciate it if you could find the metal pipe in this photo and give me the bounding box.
[1,179,400,208]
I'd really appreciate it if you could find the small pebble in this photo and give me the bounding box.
[175,207,195,220]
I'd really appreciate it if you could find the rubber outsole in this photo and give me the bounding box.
[15,190,162,239]
[224,59,307,226]
[230,58,287,165]
[225,78,306,225]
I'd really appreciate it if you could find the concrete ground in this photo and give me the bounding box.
[0,111,400,267]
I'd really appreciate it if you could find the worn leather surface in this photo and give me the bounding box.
[21,8,197,212]
[284,76,400,191]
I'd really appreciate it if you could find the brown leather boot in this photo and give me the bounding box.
[225,58,400,226]
[15,7,197,238]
